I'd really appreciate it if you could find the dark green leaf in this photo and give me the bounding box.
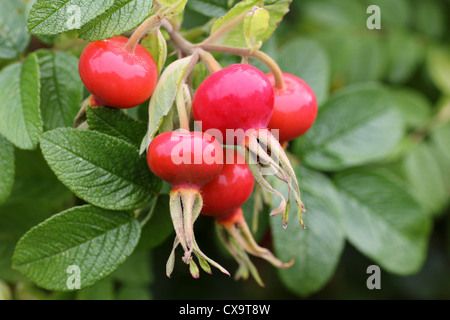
[136,195,173,250]
[0,53,43,150]
[76,278,115,300]
[390,88,431,128]
[402,143,449,216]
[40,128,160,211]
[271,167,345,297]
[112,250,153,285]
[36,50,84,130]
[27,0,115,35]
[78,0,153,41]
[334,168,432,275]
[86,106,147,148]
[0,0,31,59]
[295,84,405,171]
[276,38,330,105]
[187,0,228,17]
[13,205,140,291]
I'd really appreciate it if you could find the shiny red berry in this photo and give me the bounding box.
[192,64,274,145]
[266,72,318,143]
[201,148,255,222]
[79,36,158,109]
[146,131,223,189]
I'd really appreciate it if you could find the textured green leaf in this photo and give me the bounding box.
[271,167,345,297]
[402,143,449,216]
[12,205,141,291]
[0,135,14,205]
[334,168,432,275]
[40,128,160,211]
[0,0,31,59]
[86,106,147,148]
[0,53,43,150]
[146,55,194,141]
[136,195,173,250]
[295,84,405,171]
[78,0,153,41]
[27,0,115,35]
[276,38,330,105]
[36,50,83,130]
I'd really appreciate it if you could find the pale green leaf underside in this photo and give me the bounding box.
[40,128,160,211]
[147,56,194,140]
[13,205,140,291]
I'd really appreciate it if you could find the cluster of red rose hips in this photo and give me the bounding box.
[78,35,317,284]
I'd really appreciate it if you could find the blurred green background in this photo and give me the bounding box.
[1,0,449,300]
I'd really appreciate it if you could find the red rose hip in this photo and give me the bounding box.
[267,72,318,143]
[79,36,158,109]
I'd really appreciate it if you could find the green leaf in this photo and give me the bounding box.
[12,205,141,291]
[295,84,405,171]
[86,106,147,148]
[209,0,290,47]
[136,195,174,250]
[430,124,450,196]
[76,278,115,300]
[390,88,432,128]
[112,250,153,285]
[158,0,188,17]
[243,7,270,50]
[270,167,345,297]
[385,30,423,84]
[78,0,153,41]
[0,0,31,59]
[0,135,14,205]
[27,0,115,35]
[0,53,43,150]
[427,46,450,94]
[141,29,168,74]
[334,168,432,275]
[187,0,228,18]
[36,50,83,130]
[276,38,330,105]
[145,55,194,142]
[40,128,160,211]
[402,143,449,216]
[0,149,73,243]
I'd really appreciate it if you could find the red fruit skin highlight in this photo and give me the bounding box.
[79,36,158,109]
[267,72,318,143]
[192,64,274,145]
